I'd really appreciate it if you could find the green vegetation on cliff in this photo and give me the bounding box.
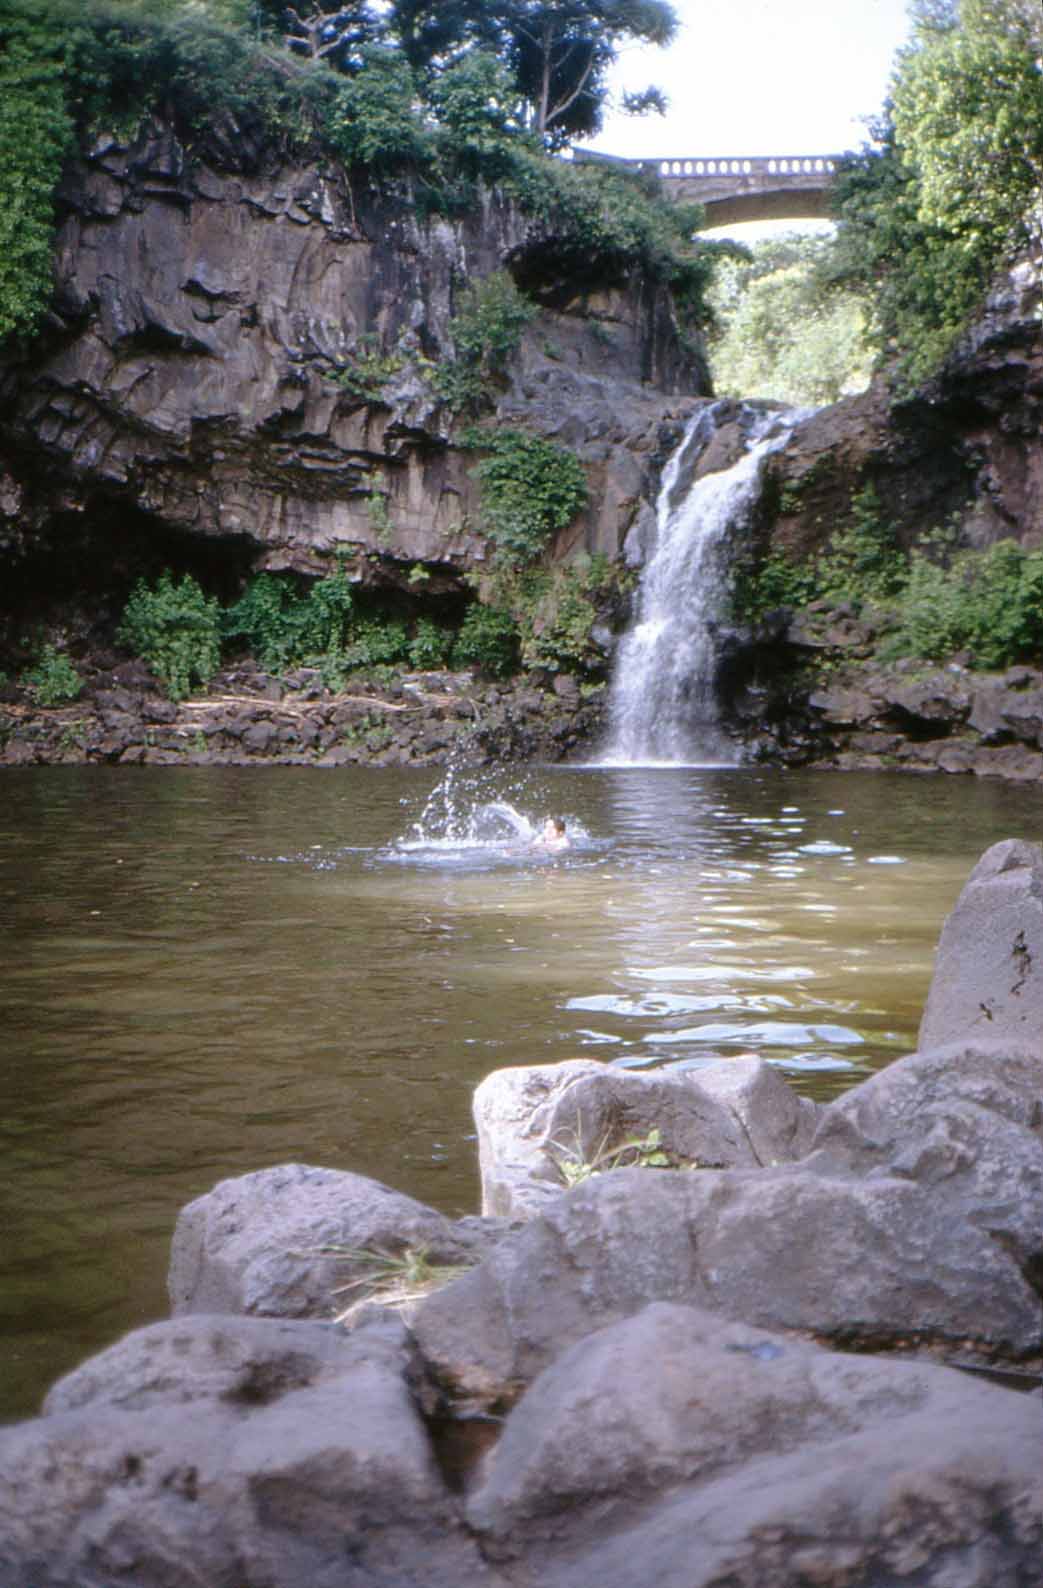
[0,0,709,350]
[830,0,1043,381]
[737,488,1043,674]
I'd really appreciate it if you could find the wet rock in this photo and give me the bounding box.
[465,1302,1043,1586]
[919,838,1043,1050]
[168,1162,497,1321]
[0,1313,489,1588]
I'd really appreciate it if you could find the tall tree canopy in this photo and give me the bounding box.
[830,0,1043,382]
[505,0,678,146]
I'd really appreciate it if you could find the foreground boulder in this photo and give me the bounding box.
[919,838,1043,1050]
[0,1313,491,1588]
[415,1037,1043,1410]
[474,1054,819,1219]
[169,1163,504,1320]
[1,1303,1039,1588]
[465,1302,1042,1586]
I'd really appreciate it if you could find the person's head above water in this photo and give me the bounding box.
[538,815,569,850]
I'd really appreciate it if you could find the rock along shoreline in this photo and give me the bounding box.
[0,660,605,770]
[1,840,1042,1586]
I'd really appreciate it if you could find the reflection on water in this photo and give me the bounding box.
[1,763,1040,1419]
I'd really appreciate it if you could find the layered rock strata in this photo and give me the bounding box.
[0,117,703,626]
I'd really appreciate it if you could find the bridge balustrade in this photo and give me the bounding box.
[658,155,837,179]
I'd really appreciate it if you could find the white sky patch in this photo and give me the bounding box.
[581,0,911,163]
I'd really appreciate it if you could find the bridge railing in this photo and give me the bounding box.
[573,150,842,180]
[654,155,840,179]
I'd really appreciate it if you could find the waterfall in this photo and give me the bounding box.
[602,402,801,766]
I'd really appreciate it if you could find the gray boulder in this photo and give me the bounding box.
[44,1313,363,1416]
[919,838,1043,1050]
[474,1056,817,1220]
[465,1301,1043,1587]
[415,1040,1043,1409]
[473,1059,604,1219]
[0,1313,495,1588]
[168,1162,501,1320]
[412,1163,1039,1411]
[806,1038,1043,1272]
[695,1053,820,1164]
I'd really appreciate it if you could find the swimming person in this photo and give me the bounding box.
[535,816,569,853]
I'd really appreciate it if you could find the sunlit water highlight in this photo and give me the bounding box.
[2,763,1041,1419]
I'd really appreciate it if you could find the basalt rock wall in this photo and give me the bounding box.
[0,118,706,642]
[709,255,1043,774]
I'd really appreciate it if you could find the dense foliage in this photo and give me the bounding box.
[466,427,589,561]
[222,566,355,671]
[22,643,83,706]
[117,571,222,700]
[830,0,1043,381]
[708,235,872,407]
[736,488,1043,673]
[260,0,679,147]
[0,0,706,348]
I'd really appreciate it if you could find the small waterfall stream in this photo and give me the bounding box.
[602,402,802,766]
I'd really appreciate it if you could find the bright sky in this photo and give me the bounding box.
[584,0,912,161]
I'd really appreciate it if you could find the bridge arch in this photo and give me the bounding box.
[574,150,842,227]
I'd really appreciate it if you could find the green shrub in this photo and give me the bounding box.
[342,619,409,669]
[467,427,588,563]
[733,486,903,624]
[815,486,906,607]
[117,571,221,700]
[450,603,519,677]
[223,566,354,671]
[330,335,406,403]
[882,539,1043,670]
[516,556,621,675]
[23,643,82,706]
[408,619,454,669]
[320,45,425,172]
[434,272,537,413]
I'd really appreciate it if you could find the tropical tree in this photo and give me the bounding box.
[255,0,384,70]
[891,0,1043,261]
[387,0,506,72]
[388,0,677,146]
[830,0,1043,381]
[508,0,678,145]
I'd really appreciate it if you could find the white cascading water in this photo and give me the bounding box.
[602,402,802,766]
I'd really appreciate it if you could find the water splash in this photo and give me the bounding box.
[602,402,803,766]
[382,762,588,868]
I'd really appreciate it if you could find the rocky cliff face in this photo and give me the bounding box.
[0,118,707,642]
[704,254,1043,772]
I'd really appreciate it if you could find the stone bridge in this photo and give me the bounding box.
[575,150,842,227]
